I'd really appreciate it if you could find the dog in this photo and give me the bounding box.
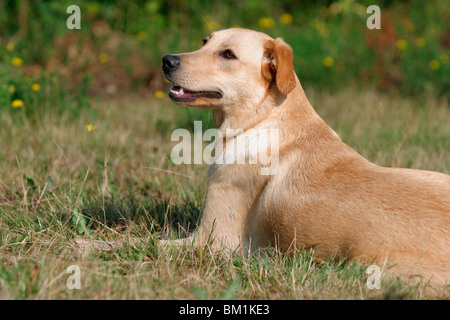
[162,28,449,295]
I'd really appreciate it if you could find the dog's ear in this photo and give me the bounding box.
[262,38,296,95]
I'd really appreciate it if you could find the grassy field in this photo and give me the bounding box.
[0,85,448,300]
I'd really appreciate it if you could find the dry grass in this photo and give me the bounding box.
[0,86,448,299]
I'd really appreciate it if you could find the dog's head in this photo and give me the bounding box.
[162,28,296,110]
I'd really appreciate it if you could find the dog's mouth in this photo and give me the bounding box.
[169,82,222,103]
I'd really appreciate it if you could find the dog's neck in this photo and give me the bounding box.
[212,77,321,138]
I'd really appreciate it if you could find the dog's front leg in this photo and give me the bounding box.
[160,184,249,251]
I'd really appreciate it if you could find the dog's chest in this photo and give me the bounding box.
[211,121,280,176]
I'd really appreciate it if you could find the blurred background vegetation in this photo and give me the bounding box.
[0,0,449,114]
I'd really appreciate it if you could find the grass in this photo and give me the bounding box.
[0,85,449,300]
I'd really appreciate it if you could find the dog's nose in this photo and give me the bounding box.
[162,55,180,72]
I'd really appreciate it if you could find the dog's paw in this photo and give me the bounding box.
[73,237,120,256]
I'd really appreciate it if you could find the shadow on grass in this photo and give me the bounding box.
[78,193,202,238]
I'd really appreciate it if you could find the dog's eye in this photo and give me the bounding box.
[221,49,237,60]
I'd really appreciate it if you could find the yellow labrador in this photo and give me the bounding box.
[162,28,449,294]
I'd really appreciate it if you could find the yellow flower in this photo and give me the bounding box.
[208,21,219,30]
[86,124,94,132]
[11,99,24,108]
[258,17,275,29]
[98,53,109,63]
[396,39,407,50]
[323,56,334,68]
[6,43,14,51]
[440,54,449,64]
[311,19,329,38]
[415,37,426,48]
[9,84,15,94]
[31,83,41,92]
[11,57,24,66]
[280,13,293,25]
[203,16,218,31]
[154,90,165,99]
[137,31,147,41]
[429,60,440,70]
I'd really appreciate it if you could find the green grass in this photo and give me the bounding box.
[0,86,449,299]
